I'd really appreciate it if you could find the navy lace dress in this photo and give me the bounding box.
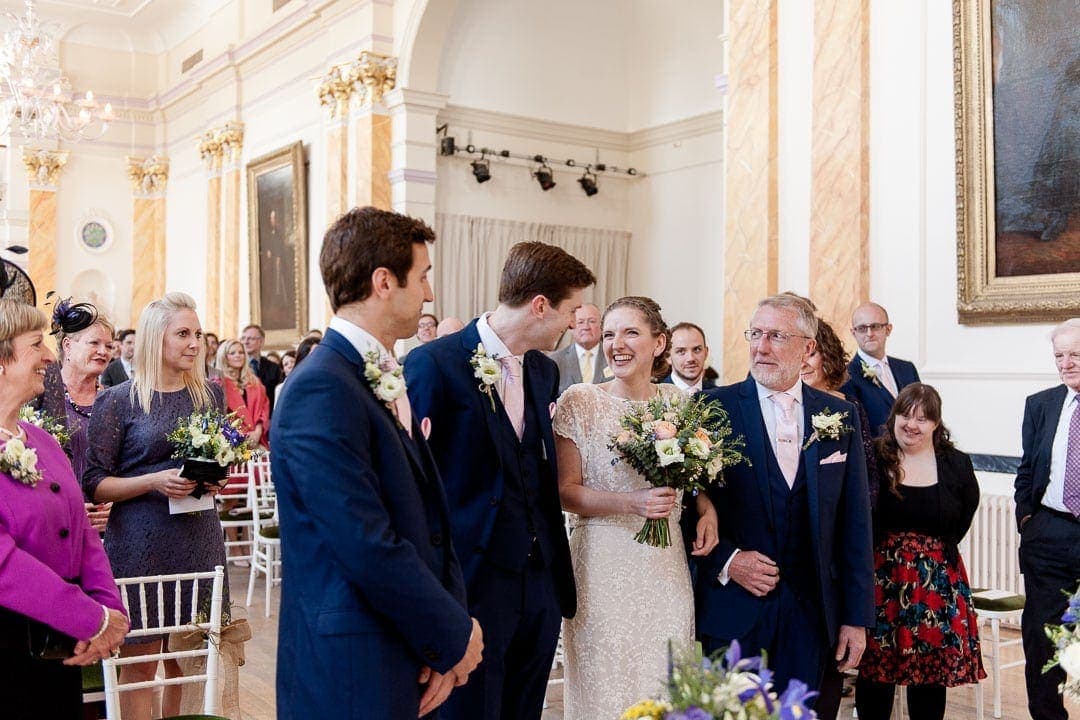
[83,382,228,642]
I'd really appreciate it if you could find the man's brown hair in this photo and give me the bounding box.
[320,206,435,311]
[497,242,595,308]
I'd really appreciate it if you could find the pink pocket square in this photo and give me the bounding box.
[820,451,847,465]
[420,417,432,440]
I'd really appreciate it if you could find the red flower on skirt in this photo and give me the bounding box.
[917,626,944,646]
[925,592,946,614]
[897,627,915,651]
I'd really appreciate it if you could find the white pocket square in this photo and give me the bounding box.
[820,451,847,465]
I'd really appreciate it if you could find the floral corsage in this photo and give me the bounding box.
[859,359,880,387]
[803,408,852,450]
[363,350,407,405]
[19,406,71,447]
[0,433,41,487]
[469,343,501,411]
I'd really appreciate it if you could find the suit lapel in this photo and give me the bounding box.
[737,378,775,528]
[564,346,582,385]
[459,323,512,450]
[524,352,555,459]
[801,388,825,556]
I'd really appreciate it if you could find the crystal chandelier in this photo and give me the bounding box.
[0,0,113,143]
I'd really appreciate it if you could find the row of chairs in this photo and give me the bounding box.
[218,455,282,616]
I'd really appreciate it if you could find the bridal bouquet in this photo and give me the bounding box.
[1044,582,1080,698]
[19,405,71,447]
[621,641,818,720]
[168,410,256,498]
[609,393,746,547]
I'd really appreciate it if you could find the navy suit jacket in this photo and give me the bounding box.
[1014,384,1069,529]
[271,328,472,719]
[839,355,920,436]
[404,319,576,618]
[697,378,874,644]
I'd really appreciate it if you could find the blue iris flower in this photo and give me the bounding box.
[664,707,711,720]
[777,679,818,720]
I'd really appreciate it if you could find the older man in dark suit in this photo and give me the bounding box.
[1015,318,1080,720]
[549,303,608,395]
[840,302,920,436]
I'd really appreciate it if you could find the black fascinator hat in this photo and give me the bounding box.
[47,292,99,336]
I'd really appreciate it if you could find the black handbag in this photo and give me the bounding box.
[0,605,76,660]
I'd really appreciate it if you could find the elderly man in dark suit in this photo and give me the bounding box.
[698,293,873,708]
[1015,318,1080,720]
[840,302,920,436]
[549,303,608,395]
[272,207,482,719]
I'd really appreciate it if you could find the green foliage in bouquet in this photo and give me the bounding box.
[167,409,256,467]
[19,405,71,448]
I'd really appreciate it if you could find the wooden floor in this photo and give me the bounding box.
[231,566,1077,720]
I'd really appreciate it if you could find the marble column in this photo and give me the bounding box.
[21,148,68,315]
[126,156,169,326]
[723,0,779,382]
[349,52,397,211]
[317,66,352,225]
[199,131,224,334]
[219,121,244,340]
[809,0,870,333]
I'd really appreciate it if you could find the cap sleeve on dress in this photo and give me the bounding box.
[82,386,128,500]
[553,385,586,443]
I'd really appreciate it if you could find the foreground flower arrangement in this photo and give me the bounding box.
[622,641,818,720]
[168,410,256,497]
[609,393,747,546]
[1045,582,1080,699]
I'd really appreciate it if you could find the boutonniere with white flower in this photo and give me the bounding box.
[860,359,881,387]
[363,350,407,407]
[803,408,853,450]
[469,343,501,412]
[0,433,42,487]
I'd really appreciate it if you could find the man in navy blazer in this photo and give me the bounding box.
[405,242,594,720]
[272,207,482,719]
[698,294,873,707]
[840,302,920,436]
[1014,319,1080,720]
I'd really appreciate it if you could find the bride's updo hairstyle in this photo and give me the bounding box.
[601,296,672,380]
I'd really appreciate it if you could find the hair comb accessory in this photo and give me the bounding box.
[47,292,98,336]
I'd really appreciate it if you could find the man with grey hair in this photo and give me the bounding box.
[698,294,873,712]
[1014,318,1080,720]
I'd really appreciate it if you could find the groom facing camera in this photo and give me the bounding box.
[405,242,594,720]
[698,294,873,708]
[271,207,482,719]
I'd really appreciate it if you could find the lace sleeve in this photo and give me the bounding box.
[82,387,127,500]
[553,385,585,444]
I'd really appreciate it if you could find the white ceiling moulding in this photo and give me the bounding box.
[438,104,629,154]
[627,110,724,151]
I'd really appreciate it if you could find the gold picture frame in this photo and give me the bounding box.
[246,142,308,348]
[954,0,1080,324]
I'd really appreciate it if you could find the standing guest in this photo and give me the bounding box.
[856,383,984,720]
[304,328,323,340]
[240,324,283,411]
[205,332,220,360]
[33,299,115,531]
[101,328,135,387]
[280,350,297,378]
[405,242,594,720]
[698,294,873,706]
[83,292,227,720]
[266,350,282,367]
[1015,318,1080,720]
[273,206,482,719]
[293,336,319,368]
[214,340,269,449]
[417,313,438,344]
[661,322,716,393]
[841,302,920,436]
[0,299,129,720]
[550,303,608,396]
[436,316,465,338]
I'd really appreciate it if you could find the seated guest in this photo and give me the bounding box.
[281,350,297,378]
[550,302,607,395]
[841,302,920,436]
[240,324,283,411]
[303,328,323,340]
[214,340,270,449]
[101,328,135,387]
[660,322,716,393]
[436,316,465,337]
[856,383,984,720]
[294,335,319,368]
[0,299,128,718]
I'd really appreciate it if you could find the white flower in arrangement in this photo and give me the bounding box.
[190,429,210,449]
[1060,642,1080,678]
[860,359,881,386]
[5,437,25,456]
[215,445,236,467]
[803,408,851,449]
[19,446,37,469]
[364,361,382,383]
[376,372,406,402]
[654,438,685,467]
[685,436,710,460]
[706,454,725,479]
[471,344,501,386]
[0,435,41,486]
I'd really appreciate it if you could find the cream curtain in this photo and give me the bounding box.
[432,213,630,322]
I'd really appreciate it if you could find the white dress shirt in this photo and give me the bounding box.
[121,357,133,377]
[1044,388,1079,513]
[670,372,703,395]
[329,316,395,365]
[857,348,899,397]
[477,312,523,403]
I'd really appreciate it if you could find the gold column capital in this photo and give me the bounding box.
[199,130,224,172]
[126,155,170,198]
[22,148,69,190]
[317,51,397,118]
[218,121,244,166]
[316,64,356,119]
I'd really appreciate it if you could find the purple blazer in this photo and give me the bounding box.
[0,422,125,639]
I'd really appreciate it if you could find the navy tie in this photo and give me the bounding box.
[249,358,259,376]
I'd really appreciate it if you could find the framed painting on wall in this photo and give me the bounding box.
[246,142,308,348]
[955,0,1080,323]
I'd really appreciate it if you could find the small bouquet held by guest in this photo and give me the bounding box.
[18,405,71,447]
[168,410,256,499]
[1044,581,1080,698]
[609,393,746,547]
[622,641,818,720]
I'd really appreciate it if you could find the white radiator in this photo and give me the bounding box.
[959,493,1025,626]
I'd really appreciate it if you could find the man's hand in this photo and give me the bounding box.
[691,510,719,556]
[835,624,866,672]
[417,668,456,717]
[727,550,779,597]
[449,618,483,685]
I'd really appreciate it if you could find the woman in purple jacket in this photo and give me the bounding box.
[0,299,128,719]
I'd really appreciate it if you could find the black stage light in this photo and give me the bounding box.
[471,158,491,183]
[534,163,556,191]
[578,169,598,197]
[439,136,456,156]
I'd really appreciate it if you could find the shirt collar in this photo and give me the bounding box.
[476,312,517,360]
[1067,386,1078,406]
[671,373,701,394]
[755,378,804,406]
[856,348,888,368]
[329,316,394,363]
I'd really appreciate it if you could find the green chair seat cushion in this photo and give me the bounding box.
[219,508,273,522]
[260,524,279,539]
[970,588,1026,612]
[82,661,104,692]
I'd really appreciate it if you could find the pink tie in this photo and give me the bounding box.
[770,392,800,488]
[499,356,525,440]
[380,356,413,438]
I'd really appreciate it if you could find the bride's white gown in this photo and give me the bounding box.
[553,382,695,720]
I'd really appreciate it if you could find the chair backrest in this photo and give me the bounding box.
[102,565,226,719]
[220,461,254,506]
[250,454,276,530]
[960,493,1025,598]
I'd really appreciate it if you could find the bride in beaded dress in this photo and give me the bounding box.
[553,296,719,720]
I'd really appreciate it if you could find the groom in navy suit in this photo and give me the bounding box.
[840,302,920,436]
[405,242,595,720]
[698,294,874,706]
[272,207,483,719]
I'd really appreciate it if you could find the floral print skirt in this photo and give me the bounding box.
[859,531,986,686]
